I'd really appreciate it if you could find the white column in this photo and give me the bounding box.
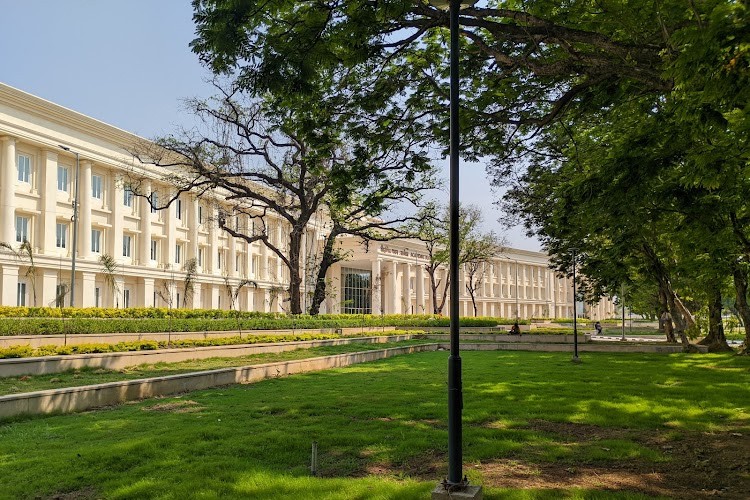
[113,277,125,308]
[110,176,123,259]
[1,265,18,306]
[166,196,176,267]
[41,150,58,252]
[260,241,268,281]
[188,195,199,263]
[371,259,382,315]
[81,272,96,307]
[210,206,219,275]
[139,180,152,266]
[388,261,398,314]
[228,232,237,278]
[401,263,410,314]
[141,277,155,308]
[192,282,202,309]
[0,138,16,245]
[416,264,424,314]
[40,269,58,308]
[80,161,92,260]
[211,284,221,309]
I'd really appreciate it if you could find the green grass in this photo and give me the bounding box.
[0,340,432,395]
[0,351,747,499]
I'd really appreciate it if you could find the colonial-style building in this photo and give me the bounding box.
[0,82,613,319]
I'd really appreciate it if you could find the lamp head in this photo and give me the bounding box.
[427,0,478,10]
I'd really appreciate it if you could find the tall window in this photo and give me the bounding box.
[175,244,182,264]
[342,268,372,314]
[150,192,158,214]
[17,154,31,183]
[57,165,69,192]
[175,198,183,220]
[217,250,222,270]
[198,206,203,224]
[236,254,240,272]
[91,229,102,253]
[122,234,132,257]
[123,289,130,308]
[123,187,133,207]
[55,223,67,249]
[16,282,26,307]
[95,287,100,307]
[150,239,157,261]
[197,247,203,267]
[92,174,103,199]
[15,215,29,243]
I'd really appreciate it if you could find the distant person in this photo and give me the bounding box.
[510,322,521,335]
[594,321,603,335]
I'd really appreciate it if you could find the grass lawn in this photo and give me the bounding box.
[0,340,432,395]
[0,351,748,499]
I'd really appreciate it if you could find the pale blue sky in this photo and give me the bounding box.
[0,0,540,251]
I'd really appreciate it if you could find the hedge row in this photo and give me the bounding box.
[0,306,525,324]
[0,333,333,359]
[0,314,519,336]
[0,330,430,359]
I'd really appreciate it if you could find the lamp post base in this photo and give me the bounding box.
[571,355,582,364]
[432,484,483,500]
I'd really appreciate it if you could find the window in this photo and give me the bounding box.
[15,215,29,243]
[123,289,130,308]
[92,174,103,199]
[198,247,203,267]
[150,240,157,261]
[123,187,133,207]
[150,192,158,214]
[217,251,222,270]
[175,244,182,264]
[56,223,67,249]
[17,282,26,307]
[153,291,157,307]
[91,229,101,253]
[95,287,100,308]
[198,206,203,224]
[175,199,182,220]
[176,293,181,308]
[123,234,132,257]
[342,268,372,314]
[55,284,66,308]
[236,254,240,272]
[252,255,258,275]
[57,165,69,192]
[17,154,31,183]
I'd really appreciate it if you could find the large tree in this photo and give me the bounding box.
[410,202,500,315]
[133,82,434,315]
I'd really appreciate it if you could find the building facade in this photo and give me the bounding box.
[0,83,614,319]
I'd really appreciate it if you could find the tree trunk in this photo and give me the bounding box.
[658,286,677,342]
[287,229,303,315]
[732,265,750,355]
[469,289,478,317]
[308,231,340,316]
[698,284,732,352]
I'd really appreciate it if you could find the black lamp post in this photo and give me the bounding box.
[428,0,478,493]
[571,248,580,363]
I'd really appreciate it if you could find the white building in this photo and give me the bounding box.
[0,82,614,319]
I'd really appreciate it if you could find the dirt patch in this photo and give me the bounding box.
[42,486,98,499]
[480,421,750,499]
[357,420,749,498]
[142,400,204,413]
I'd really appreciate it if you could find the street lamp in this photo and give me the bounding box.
[58,145,80,308]
[427,0,481,497]
[571,248,580,363]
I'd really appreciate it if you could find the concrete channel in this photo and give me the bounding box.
[0,344,438,420]
[0,338,704,420]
